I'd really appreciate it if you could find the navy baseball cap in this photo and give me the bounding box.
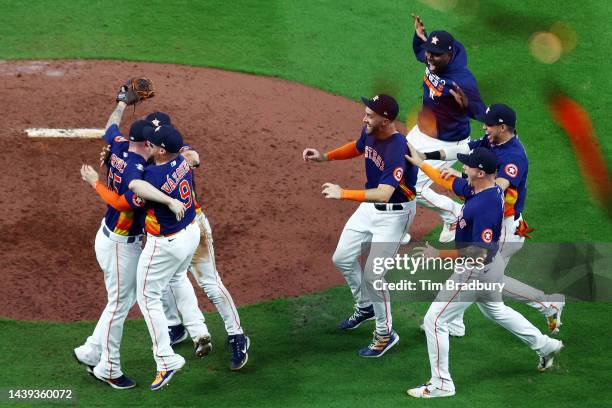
[458,147,497,174]
[484,104,516,127]
[146,111,172,127]
[144,125,183,153]
[128,120,151,142]
[423,30,454,54]
[360,94,399,121]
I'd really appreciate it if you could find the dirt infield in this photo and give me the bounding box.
[0,60,439,321]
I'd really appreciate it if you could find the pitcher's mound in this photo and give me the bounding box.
[0,60,438,321]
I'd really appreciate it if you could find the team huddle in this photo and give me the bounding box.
[303,15,565,398]
[74,86,250,390]
[74,15,565,397]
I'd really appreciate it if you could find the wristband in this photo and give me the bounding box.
[340,189,366,202]
[439,249,460,259]
[424,151,441,160]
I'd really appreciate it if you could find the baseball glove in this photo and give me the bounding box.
[116,77,155,105]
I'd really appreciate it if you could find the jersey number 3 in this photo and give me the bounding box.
[179,180,193,209]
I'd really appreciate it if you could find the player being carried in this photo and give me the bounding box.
[407,14,487,243]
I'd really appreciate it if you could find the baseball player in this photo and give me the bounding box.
[128,125,210,390]
[413,104,565,336]
[73,103,185,390]
[303,94,418,357]
[144,112,250,371]
[405,147,563,398]
[408,15,487,243]
[87,121,214,357]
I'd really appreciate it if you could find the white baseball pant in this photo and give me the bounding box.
[423,256,562,393]
[162,212,243,335]
[74,220,140,380]
[137,221,206,371]
[406,125,467,225]
[448,215,564,335]
[332,201,416,335]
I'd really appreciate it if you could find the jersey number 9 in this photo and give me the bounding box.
[179,180,193,209]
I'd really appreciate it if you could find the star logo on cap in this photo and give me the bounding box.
[431,36,439,44]
[373,95,379,101]
[151,118,160,127]
[486,107,491,114]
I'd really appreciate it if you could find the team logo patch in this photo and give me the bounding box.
[114,136,128,143]
[504,163,518,178]
[481,228,493,243]
[136,163,144,171]
[393,167,404,182]
[132,195,145,208]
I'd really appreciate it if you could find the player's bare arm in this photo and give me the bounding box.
[128,179,186,221]
[413,241,487,261]
[411,14,427,41]
[105,101,127,131]
[99,144,111,168]
[321,182,394,203]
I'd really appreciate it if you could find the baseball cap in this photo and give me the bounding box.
[484,104,516,127]
[360,94,399,121]
[423,30,454,54]
[144,125,183,153]
[457,147,497,174]
[128,120,151,142]
[146,111,172,127]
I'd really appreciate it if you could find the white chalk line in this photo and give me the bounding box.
[25,128,104,139]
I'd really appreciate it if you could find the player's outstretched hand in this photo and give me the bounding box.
[99,145,111,168]
[405,142,425,167]
[322,182,342,199]
[168,198,186,221]
[181,149,200,168]
[411,14,427,42]
[81,164,99,187]
[412,242,439,260]
[303,148,325,162]
[440,165,462,180]
[450,83,469,109]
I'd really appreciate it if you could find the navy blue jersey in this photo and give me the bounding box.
[452,178,504,260]
[355,127,417,203]
[102,125,146,235]
[412,34,486,142]
[468,134,528,219]
[143,155,196,235]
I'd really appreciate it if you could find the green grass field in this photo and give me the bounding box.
[1,0,611,406]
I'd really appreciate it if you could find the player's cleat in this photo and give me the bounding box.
[407,383,455,398]
[228,334,250,371]
[546,300,565,334]
[438,222,457,243]
[168,324,188,347]
[358,330,399,357]
[93,372,137,390]
[338,305,375,330]
[150,370,178,391]
[400,232,412,245]
[194,334,212,358]
[538,340,564,372]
